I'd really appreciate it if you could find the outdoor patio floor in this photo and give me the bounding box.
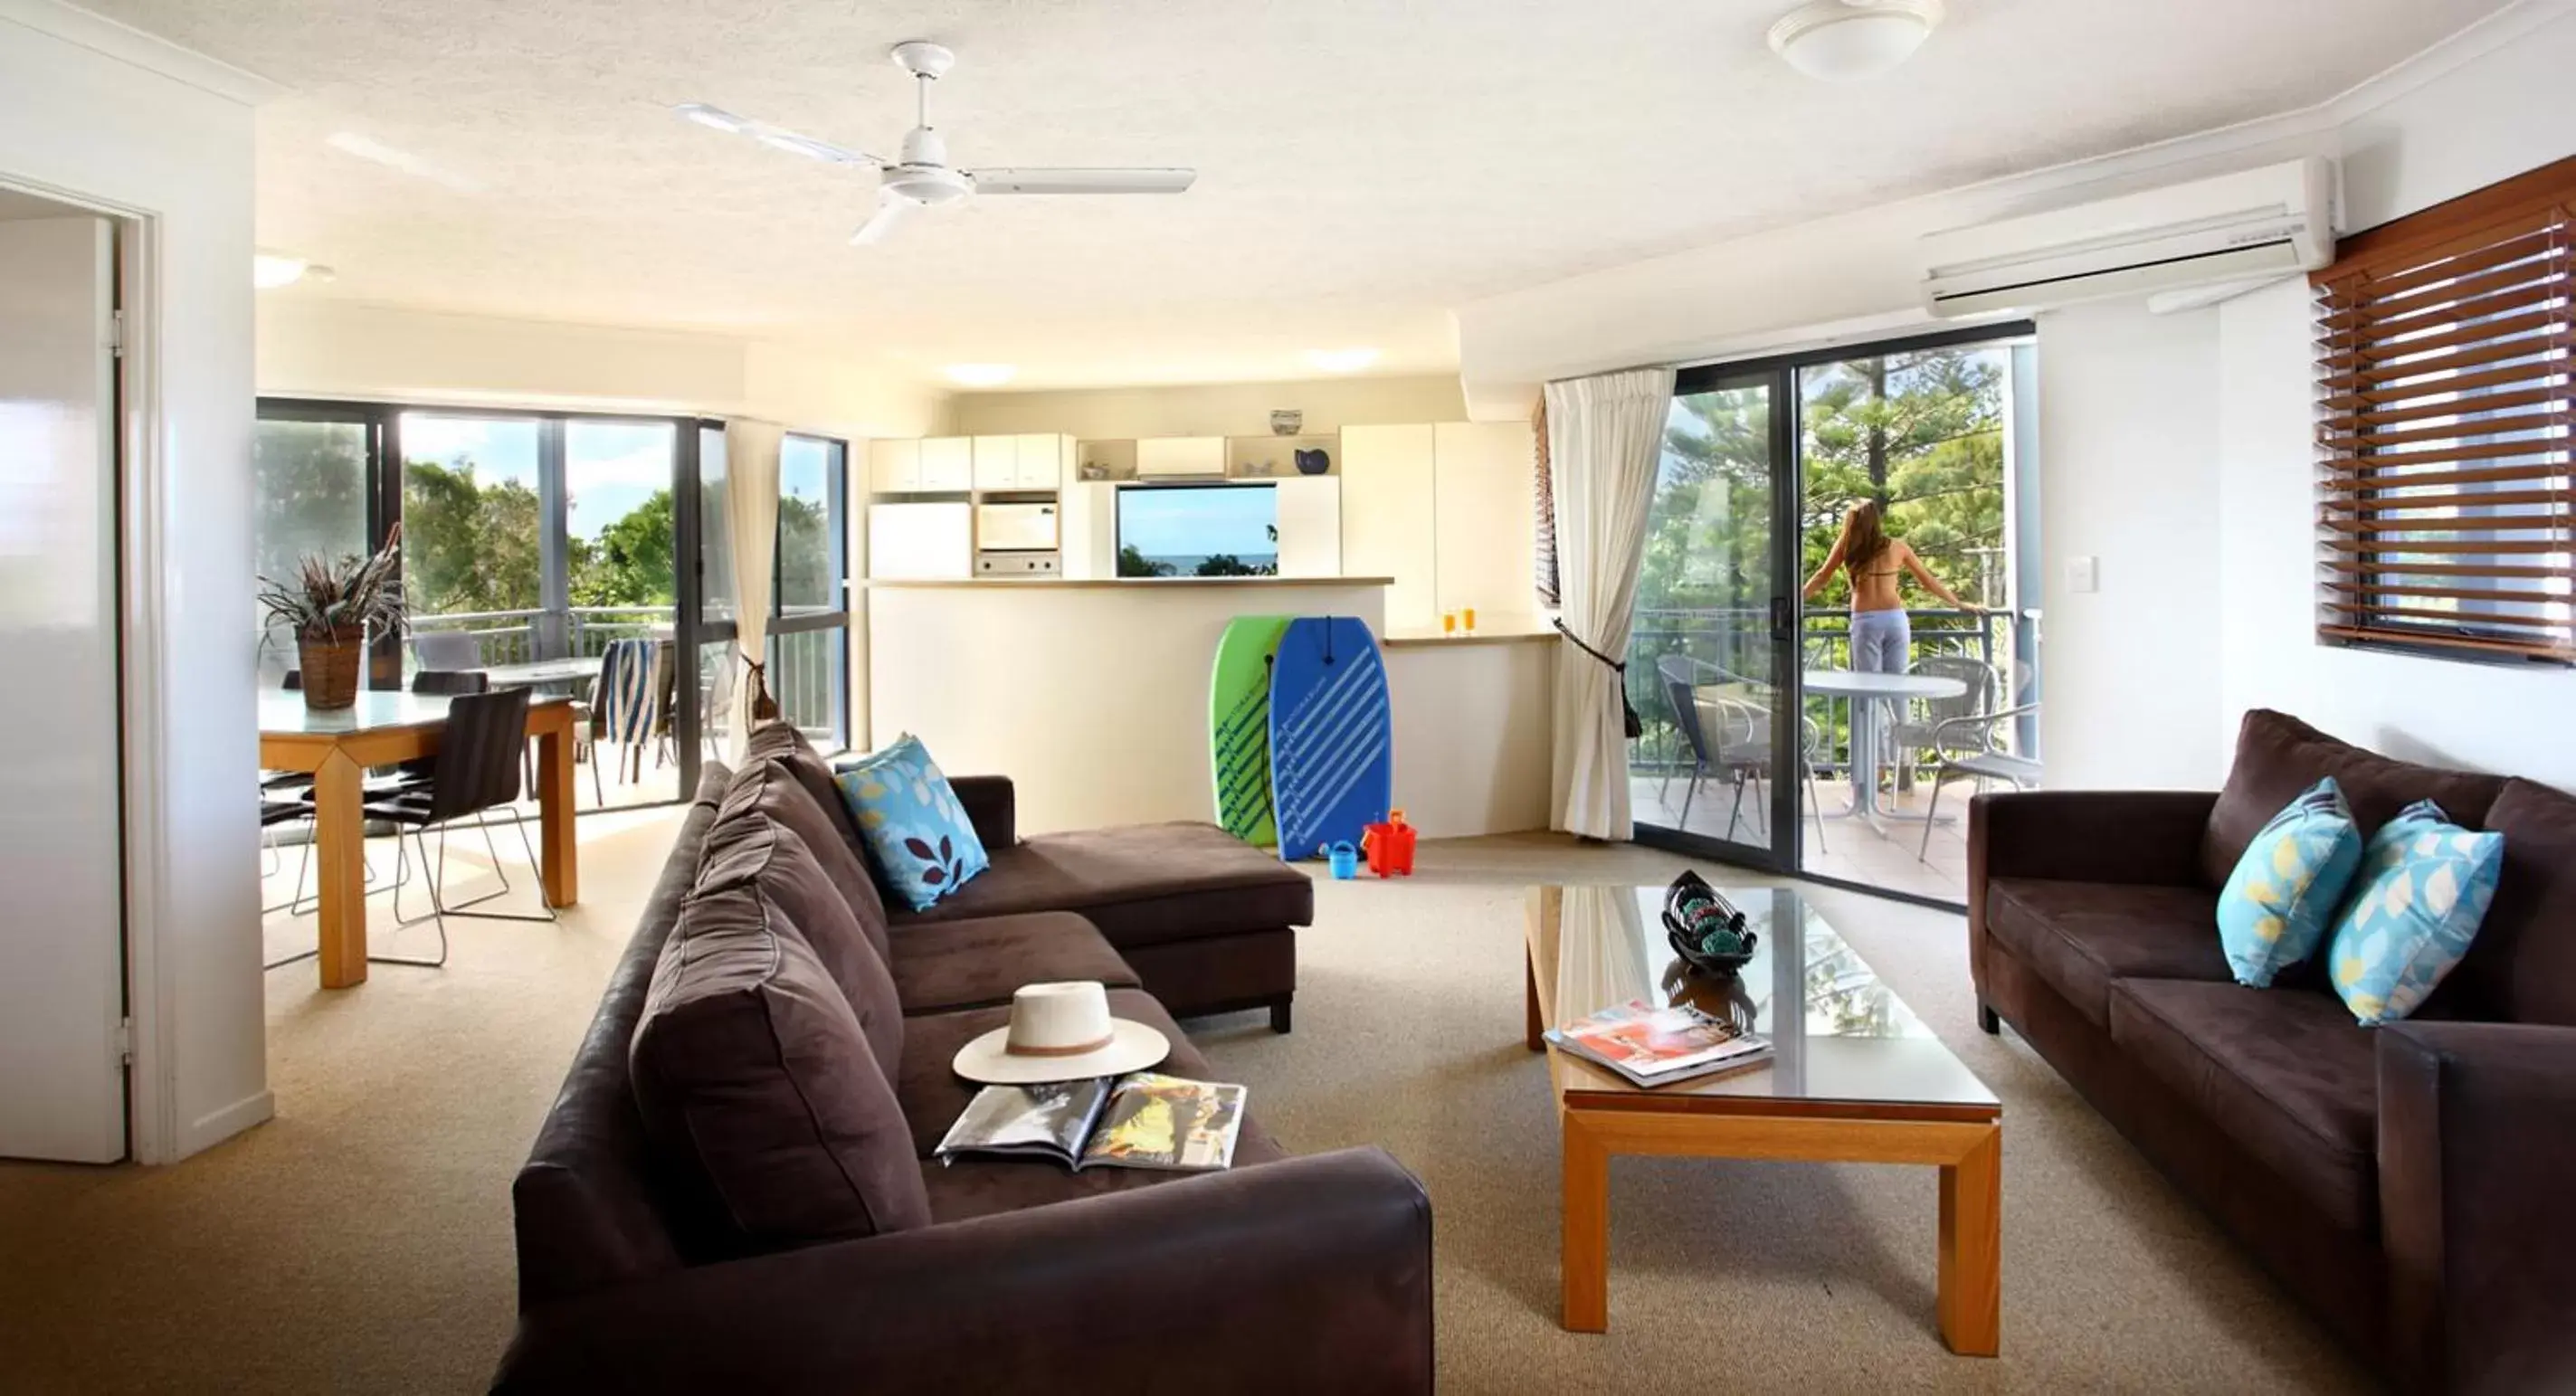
[1630,774,1973,904]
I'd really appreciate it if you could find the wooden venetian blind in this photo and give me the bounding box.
[2312,155,2575,663]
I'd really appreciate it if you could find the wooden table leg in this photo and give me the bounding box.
[1526,955,1544,1051]
[1562,1110,1611,1333]
[310,749,368,989]
[537,717,577,907]
[1938,1124,2002,1356]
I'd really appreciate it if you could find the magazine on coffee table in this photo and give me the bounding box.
[935,1072,1248,1173]
[1545,999,1773,1088]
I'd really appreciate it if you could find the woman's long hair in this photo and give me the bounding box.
[1844,499,1891,572]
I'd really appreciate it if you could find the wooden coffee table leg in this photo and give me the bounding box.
[1562,1110,1611,1332]
[1937,1124,2002,1356]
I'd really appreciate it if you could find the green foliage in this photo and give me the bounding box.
[775,494,832,609]
[1194,553,1277,577]
[1118,544,1174,578]
[404,459,541,616]
[569,488,677,608]
[256,522,405,643]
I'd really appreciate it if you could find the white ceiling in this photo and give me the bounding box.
[92,0,2514,391]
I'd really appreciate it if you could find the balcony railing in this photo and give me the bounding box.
[1626,606,2037,783]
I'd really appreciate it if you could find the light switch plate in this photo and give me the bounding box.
[2066,556,2100,594]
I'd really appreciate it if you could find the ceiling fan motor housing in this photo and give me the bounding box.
[886,126,972,204]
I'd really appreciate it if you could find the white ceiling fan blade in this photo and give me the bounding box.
[849,195,917,246]
[676,102,887,167]
[968,167,1196,195]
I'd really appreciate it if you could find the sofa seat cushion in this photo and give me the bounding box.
[888,912,1141,1017]
[889,821,1314,951]
[895,989,1269,1163]
[693,808,903,1073]
[630,883,931,1257]
[1986,878,2233,1030]
[2108,977,2380,1234]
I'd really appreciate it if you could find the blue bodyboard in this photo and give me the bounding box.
[1266,616,1394,862]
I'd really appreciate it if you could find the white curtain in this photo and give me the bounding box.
[724,417,784,758]
[1545,366,1675,840]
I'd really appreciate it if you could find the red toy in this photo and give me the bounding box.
[1360,809,1416,877]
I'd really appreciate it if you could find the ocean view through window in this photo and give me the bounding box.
[1116,482,1280,577]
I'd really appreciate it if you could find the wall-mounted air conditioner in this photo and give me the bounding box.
[1919,157,2335,318]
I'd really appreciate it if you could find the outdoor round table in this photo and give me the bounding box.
[1803,669,1967,826]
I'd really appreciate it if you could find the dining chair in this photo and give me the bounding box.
[1917,701,2045,862]
[589,637,664,787]
[363,688,556,964]
[1657,653,1718,825]
[1888,654,1998,792]
[1701,662,1831,854]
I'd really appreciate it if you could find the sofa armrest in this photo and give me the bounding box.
[1969,789,2218,888]
[949,775,1015,849]
[490,1147,1432,1395]
[2379,1021,2576,1396]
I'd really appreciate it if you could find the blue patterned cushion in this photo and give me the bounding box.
[2216,777,2363,988]
[2324,800,2504,1026]
[829,735,989,912]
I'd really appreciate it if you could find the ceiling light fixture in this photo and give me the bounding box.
[946,363,1017,388]
[253,252,310,289]
[1307,348,1381,374]
[674,102,747,133]
[1767,0,1944,81]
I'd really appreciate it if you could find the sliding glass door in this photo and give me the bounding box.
[1625,323,2039,907]
[1626,373,1799,867]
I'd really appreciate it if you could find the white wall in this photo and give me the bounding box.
[950,375,1466,439]
[0,0,275,1160]
[2036,301,2227,788]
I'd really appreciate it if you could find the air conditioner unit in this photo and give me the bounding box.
[1919,158,2334,318]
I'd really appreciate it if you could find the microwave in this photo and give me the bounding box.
[975,501,1059,553]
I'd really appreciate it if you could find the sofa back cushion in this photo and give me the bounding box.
[2200,710,2509,888]
[2442,776,2576,1026]
[694,804,903,1074]
[746,720,872,858]
[718,752,890,954]
[630,882,930,1256]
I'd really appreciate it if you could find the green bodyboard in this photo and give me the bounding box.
[1211,615,1293,846]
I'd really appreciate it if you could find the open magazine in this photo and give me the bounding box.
[1545,999,1773,1088]
[935,1072,1248,1173]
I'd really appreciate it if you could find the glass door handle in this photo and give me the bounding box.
[1770,596,1792,643]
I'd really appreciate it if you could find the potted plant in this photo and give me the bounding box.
[257,523,404,710]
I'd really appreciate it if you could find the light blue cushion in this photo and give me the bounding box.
[2216,777,2364,988]
[2324,800,2503,1026]
[829,735,989,912]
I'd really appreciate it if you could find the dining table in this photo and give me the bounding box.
[475,655,600,691]
[259,689,580,988]
[1802,669,1966,828]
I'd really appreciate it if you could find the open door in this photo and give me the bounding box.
[0,209,128,1162]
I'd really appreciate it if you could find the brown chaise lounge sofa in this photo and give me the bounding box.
[490,726,1433,1393]
[1969,709,2576,1394]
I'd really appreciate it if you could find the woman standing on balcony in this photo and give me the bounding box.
[1802,499,1972,799]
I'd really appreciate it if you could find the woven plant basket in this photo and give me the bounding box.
[298,637,365,710]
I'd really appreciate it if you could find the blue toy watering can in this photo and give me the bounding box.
[1325,841,1361,879]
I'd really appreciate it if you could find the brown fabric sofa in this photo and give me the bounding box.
[1969,709,2576,1395]
[491,731,1433,1393]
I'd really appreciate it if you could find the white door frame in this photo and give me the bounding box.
[2,173,181,1163]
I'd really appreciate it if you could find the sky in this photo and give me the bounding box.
[1118,483,1278,558]
[395,415,832,543]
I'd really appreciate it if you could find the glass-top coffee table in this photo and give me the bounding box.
[1525,884,2002,1354]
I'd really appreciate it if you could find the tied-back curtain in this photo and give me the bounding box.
[724,417,784,757]
[1545,366,1675,840]
[1532,397,1561,610]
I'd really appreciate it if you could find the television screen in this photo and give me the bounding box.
[1116,484,1278,578]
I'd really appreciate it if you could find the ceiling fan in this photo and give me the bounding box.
[677,41,1197,246]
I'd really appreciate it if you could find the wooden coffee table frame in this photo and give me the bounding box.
[1525,901,2001,1355]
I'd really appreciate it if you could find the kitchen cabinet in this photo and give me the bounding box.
[1433,421,1537,623]
[1012,433,1067,489]
[867,438,921,493]
[1274,476,1343,578]
[868,501,973,579]
[918,436,974,491]
[1339,423,1437,629]
[1135,435,1227,478]
[972,435,1020,491]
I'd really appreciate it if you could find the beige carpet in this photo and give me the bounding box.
[0,812,2367,1393]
